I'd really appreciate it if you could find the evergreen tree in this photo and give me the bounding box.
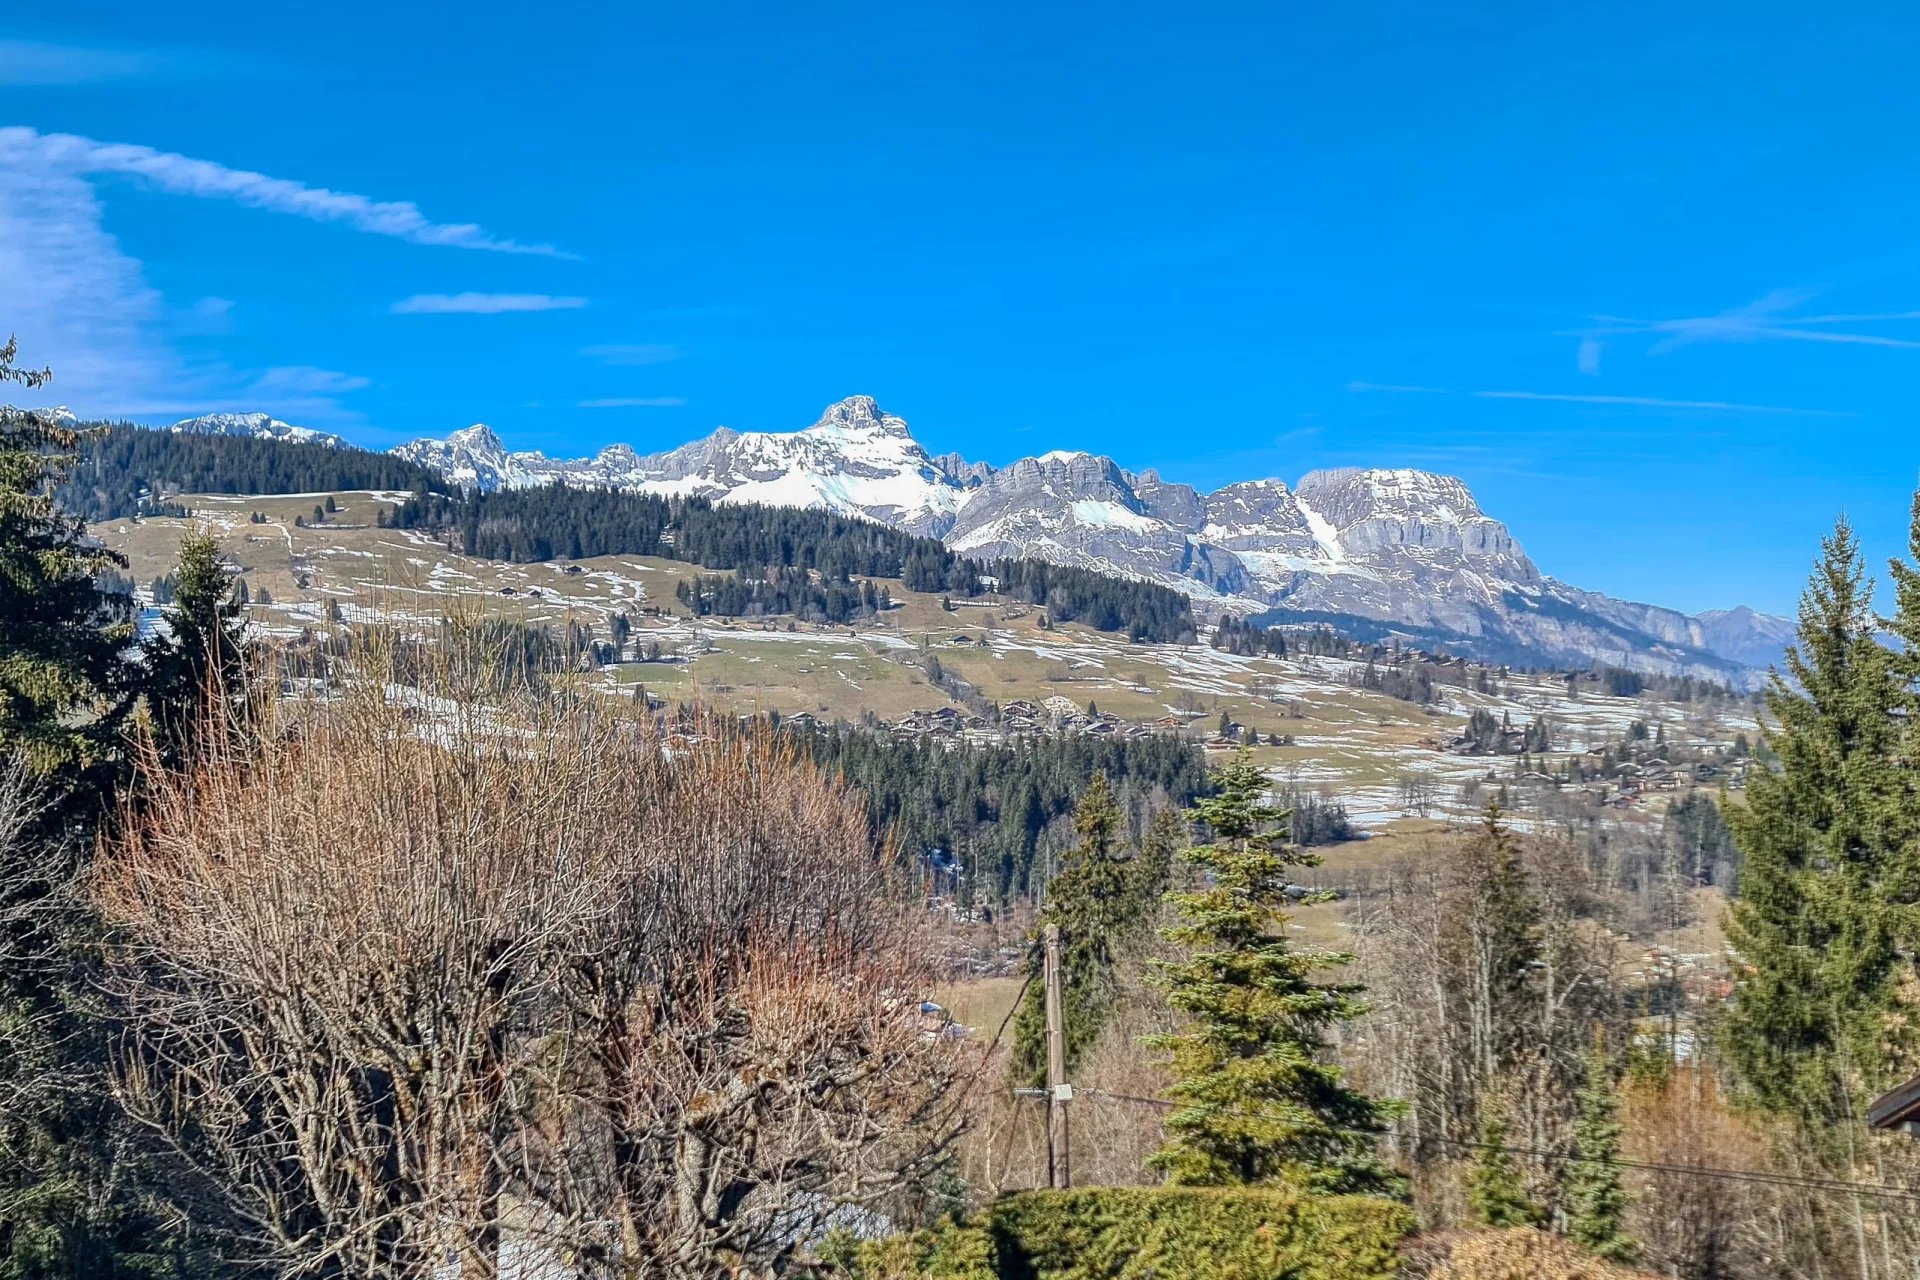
[142,533,255,769]
[1566,1046,1637,1264]
[1146,752,1401,1195]
[1012,774,1147,1085]
[1456,802,1542,1086]
[1723,518,1912,1127]
[0,342,210,1276]
[1464,1103,1543,1228]
[1885,489,1920,918]
[0,343,138,786]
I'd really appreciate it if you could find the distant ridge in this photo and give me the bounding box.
[157,396,1790,679]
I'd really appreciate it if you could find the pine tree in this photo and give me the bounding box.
[1012,773,1141,1084]
[1723,518,1911,1127]
[1566,1045,1637,1263]
[0,342,209,1276]
[143,533,255,769]
[1456,802,1542,1086]
[1146,752,1402,1195]
[1885,489,1920,922]
[1464,1103,1543,1227]
[0,342,137,785]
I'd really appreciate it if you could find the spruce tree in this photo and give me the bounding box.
[0,342,208,1276]
[0,342,137,786]
[1884,488,1920,914]
[1723,518,1911,1127]
[1464,1103,1543,1227]
[143,533,255,769]
[1146,752,1401,1195]
[1566,1046,1637,1264]
[1012,773,1141,1084]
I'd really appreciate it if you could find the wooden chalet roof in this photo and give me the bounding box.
[1868,1073,1920,1130]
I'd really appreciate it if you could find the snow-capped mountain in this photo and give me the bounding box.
[393,396,972,536]
[170,412,346,448]
[384,395,1784,678]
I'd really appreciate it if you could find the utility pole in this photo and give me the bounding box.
[1043,922,1070,1189]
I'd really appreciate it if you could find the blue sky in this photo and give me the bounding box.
[5,2,1920,616]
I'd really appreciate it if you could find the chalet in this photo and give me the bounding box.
[562,564,584,575]
[1869,1074,1920,1135]
[1004,700,1038,718]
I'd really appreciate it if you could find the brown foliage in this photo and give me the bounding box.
[96,655,968,1279]
[1411,1228,1659,1280]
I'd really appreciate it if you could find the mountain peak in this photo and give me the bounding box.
[806,395,912,439]
[446,423,506,453]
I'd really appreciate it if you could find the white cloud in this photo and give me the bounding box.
[1585,289,1920,354]
[0,127,571,257]
[0,39,158,86]
[392,292,589,314]
[578,397,685,408]
[0,128,571,419]
[0,150,175,410]
[247,366,372,396]
[1576,338,1603,376]
[583,343,681,365]
[1472,389,1837,416]
[1349,381,1833,416]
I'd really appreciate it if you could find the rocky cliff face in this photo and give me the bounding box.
[239,394,1784,679]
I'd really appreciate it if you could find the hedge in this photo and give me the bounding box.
[828,1186,1415,1280]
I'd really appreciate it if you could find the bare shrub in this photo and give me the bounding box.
[97,649,966,1279]
[1412,1227,1660,1280]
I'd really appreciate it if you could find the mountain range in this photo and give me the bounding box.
[168,397,1792,680]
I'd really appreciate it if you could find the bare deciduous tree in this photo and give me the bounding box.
[98,648,968,1279]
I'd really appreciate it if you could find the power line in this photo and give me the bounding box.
[1069,1089,1920,1204]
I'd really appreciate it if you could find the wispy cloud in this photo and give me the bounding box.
[582,343,681,365]
[1349,381,1835,416]
[246,366,372,396]
[1581,288,1920,355]
[392,292,589,314]
[578,397,685,408]
[0,127,572,257]
[0,128,552,419]
[1345,380,1448,395]
[1472,389,1838,416]
[1576,338,1603,376]
[0,38,159,85]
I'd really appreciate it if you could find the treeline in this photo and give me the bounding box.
[676,568,893,623]
[394,484,1198,642]
[1581,663,1749,705]
[56,422,443,520]
[787,722,1209,904]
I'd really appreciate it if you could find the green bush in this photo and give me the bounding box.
[827,1187,1413,1280]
